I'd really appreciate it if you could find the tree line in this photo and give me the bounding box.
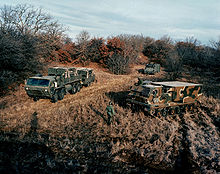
[0,4,220,96]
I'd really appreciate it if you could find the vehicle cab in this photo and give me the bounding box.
[25,76,55,100]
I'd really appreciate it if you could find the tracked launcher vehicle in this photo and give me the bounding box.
[25,67,95,103]
[126,80,203,116]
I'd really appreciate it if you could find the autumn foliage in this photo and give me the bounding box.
[1,4,220,96]
[49,43,77,63]
[87,38,109,63]
[107,37,125,56]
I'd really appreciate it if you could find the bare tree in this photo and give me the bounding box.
[0,4,64,36]
[106,53,130,75]
[75,30,90,45]
[0,4,65,95]
[117,34,145,64]
[165,51,182,80]
[74,30,91,65]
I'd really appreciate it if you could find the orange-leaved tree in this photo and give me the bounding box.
[87,38,109,63]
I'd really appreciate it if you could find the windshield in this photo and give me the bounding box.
[146,64,154,68]
[27,78,50,87]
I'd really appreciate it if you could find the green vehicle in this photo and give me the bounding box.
[25,67,95,103]
[75,68,95,87]
[143,63,160,74]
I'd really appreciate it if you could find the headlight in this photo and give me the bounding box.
[25,87,29,90]
[45,89,48,92]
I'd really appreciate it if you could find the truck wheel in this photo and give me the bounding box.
[58,89,64,100]
[77,84,81,92]
[51,91,58,103]
[71,86,77,94]
[33,97,38,102]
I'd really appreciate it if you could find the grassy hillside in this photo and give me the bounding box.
[0,65,219,173]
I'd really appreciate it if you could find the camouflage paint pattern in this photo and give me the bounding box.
[24,67,95,101]
[127,80,202,112]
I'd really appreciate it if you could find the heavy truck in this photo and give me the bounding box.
[24,67,95,103]
[126,79,203,116]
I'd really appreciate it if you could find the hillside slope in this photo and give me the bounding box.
[0,65,219,174]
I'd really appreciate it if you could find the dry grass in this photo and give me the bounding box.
[0,64,219,173]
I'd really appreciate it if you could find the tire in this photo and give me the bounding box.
[58,89,64,100]
[76,84,81,92]
[86,82,90,87]
[33,97,38,102]
[51,91,58,103]
[71,85,77,94]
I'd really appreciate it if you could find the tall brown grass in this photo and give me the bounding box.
[0,65,219,173]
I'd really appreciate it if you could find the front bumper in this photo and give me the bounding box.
[25,88,52,99]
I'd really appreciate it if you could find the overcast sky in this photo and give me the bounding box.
[1,0,220,44]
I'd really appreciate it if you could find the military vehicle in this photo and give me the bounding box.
[126,79,202,116]
[25,67,95,103]
[143,63,160,74]
[75,67,95,87]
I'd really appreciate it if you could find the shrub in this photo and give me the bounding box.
[106,53,130,75]
[143,36,173,66]
[87,38,109,63]
[165,51,182,80]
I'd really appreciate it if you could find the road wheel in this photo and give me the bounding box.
[143,107,149,116]
[132,105,140,112]
[131,104,136,112]
[58,89,64,100]
[175,106,181,114]
[51,91,58,103]
[149,109,156,116]
[156,110,162,117]
[162,109,168,117]
[189,104,194,111]
[169,107,175,115]
[185,105,188,112]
